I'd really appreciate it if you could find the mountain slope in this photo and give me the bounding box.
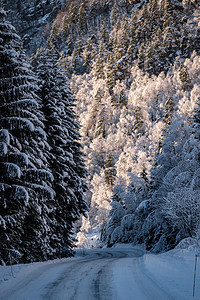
[2,0,66,53]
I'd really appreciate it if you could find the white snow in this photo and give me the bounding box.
[0,129,10,145]
[0,245,200,300]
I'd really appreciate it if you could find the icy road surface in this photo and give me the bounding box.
[0,247,199,300]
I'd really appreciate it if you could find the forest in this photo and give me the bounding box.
[0,0,200,264]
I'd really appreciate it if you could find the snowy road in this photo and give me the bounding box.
[0,247,197,300]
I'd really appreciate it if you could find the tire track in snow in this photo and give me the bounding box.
[92,259,115,300]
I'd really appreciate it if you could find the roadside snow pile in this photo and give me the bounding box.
[0,257,74,289]
[141,248,200,299]
[112,242,200,299]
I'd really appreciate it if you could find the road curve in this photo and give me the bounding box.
[0,248,173,300]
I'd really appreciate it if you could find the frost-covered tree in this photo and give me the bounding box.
[179,64,192,91]
[143,100,200,252]
[0,6,55,264]
[104,175,149,246]
[64,2,200,249]
[110,1,119,27]
[78,0,88,33]
[104,185,126,246]
[104,153,116,189]
[94,41,106,79]
[32,48,88,256]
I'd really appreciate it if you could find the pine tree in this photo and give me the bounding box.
[84,38,95,71]
[32,49,88,256]
[68,2,77,34]
[138,44,145,72]
[162,0,180,59]
[71,47,82,74]
[104,153,116,189]
[140,2,151,41]
[0,7,55,264]
[140,165,149,184]
[163,96,175,127]
[106,51,116,95]
[149,0,160,32]
[133,106,144,136]
[179,64,192,91]
[110,1,119,27]
[78,0,88,33]
[100,22,109,47]
[94,41,106,79]
[104,186,125,246]
[144,116,191,251]
[95,104,106,138]
[130,11,137,47]
[61,15,68,37]
[47,21,60,51]
[192,98,200,138]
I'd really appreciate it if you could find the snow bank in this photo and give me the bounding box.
[0,257,75,288]
[112,243,200,299]
[140,249,200,299]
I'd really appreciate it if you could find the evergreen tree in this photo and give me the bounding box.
[32,49,88,256]
[106,51,116,95]
[100,22,109,47]
[163,97,175,127]
[179,64,192,91]
[71,47,82,74]
[110,1,119,27]
[105,185,125,246]
[94,100,106,138]
[133,106,144,136]
[144,116,191,252]
[78,0,88,33]
[47,21,60,51]
[104,153,116,189]
[140,2,151,41]
[130,11,137,47]
[84,37,95,71]
[0,7,55,264]
[68,2,78,34]
[138,44,145,72]
[149,0,160,31]
[94,41,106,79]
[61,15,68,37]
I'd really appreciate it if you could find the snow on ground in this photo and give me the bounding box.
[140,248,200,299]
[0,244,200,299]
[111,243,200,299]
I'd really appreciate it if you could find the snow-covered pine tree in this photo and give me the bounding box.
[143,115,191,252]
[68,2,78,35]
[0,6,55,264]
[32,48,88,257]
[78,0,88,34]
[110,1,119,27]
[94,41,106,80]
[104,153,116,189]
[179,64,192,91]
[152,99,200,250]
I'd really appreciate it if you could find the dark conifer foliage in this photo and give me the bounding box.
[32,48,88,256]
[0,6,55,264]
